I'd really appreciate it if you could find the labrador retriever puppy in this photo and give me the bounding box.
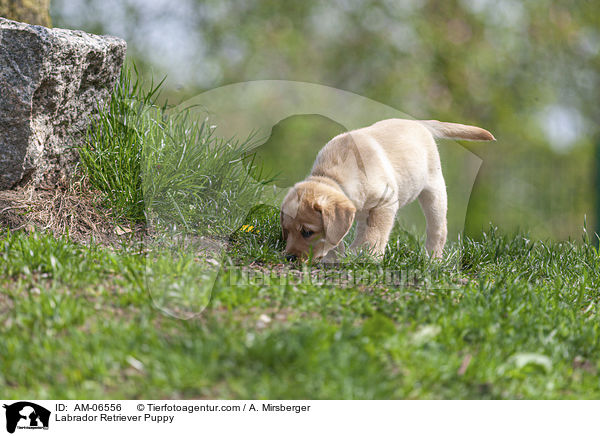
[280,119,495,261]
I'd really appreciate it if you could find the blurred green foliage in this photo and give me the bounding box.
[51,0,600,239]
[250,115,346,186]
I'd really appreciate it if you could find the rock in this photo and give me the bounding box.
[0,17,126,189]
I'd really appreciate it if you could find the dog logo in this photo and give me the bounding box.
[3,402,50,434]
[143,80,484,316]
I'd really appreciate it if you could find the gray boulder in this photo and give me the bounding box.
[0,17,126,189]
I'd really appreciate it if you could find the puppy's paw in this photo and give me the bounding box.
[321,243,345,264]
[322,250,339,264]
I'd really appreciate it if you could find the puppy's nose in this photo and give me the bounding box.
[285,254,297,262]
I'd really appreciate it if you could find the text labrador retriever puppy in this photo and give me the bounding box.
[280,119,495,261]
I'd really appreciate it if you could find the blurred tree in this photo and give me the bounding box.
[0,0,52,26]
[596,139,600,243]
[50,0,600,240]
[250,115,346,187]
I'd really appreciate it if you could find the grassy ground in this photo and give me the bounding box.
[2,67,599,399]
[1,224,600,399]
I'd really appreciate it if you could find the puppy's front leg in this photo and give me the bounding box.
[349,211,368,251]
[351,206,397,257]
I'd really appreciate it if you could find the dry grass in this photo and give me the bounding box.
[0,179,143,247]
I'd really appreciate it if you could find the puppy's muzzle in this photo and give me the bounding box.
[285,254,297,262]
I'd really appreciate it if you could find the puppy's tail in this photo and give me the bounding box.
[419,120,496,141]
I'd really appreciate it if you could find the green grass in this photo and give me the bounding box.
[79,65,271,233]
[3,67,600,399]
[1,220,600,399]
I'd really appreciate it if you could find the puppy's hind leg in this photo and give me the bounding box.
[418,181,448,258]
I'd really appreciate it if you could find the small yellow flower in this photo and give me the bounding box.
[240,224,259,234]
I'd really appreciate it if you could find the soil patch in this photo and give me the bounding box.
[0,179,143,247]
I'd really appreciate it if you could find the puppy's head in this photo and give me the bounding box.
[280,180,355,260]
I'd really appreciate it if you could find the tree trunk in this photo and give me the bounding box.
[0,0,51,27]
[595,140,600,246]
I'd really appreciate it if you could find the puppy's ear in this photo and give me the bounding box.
[316,195,355,246]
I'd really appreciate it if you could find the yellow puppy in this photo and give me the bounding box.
[280,119,495,261]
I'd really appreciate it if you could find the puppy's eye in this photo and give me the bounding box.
[301,228,314,238]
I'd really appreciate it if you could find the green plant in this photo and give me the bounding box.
[78,65,162,222]
[79,65,271,234]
